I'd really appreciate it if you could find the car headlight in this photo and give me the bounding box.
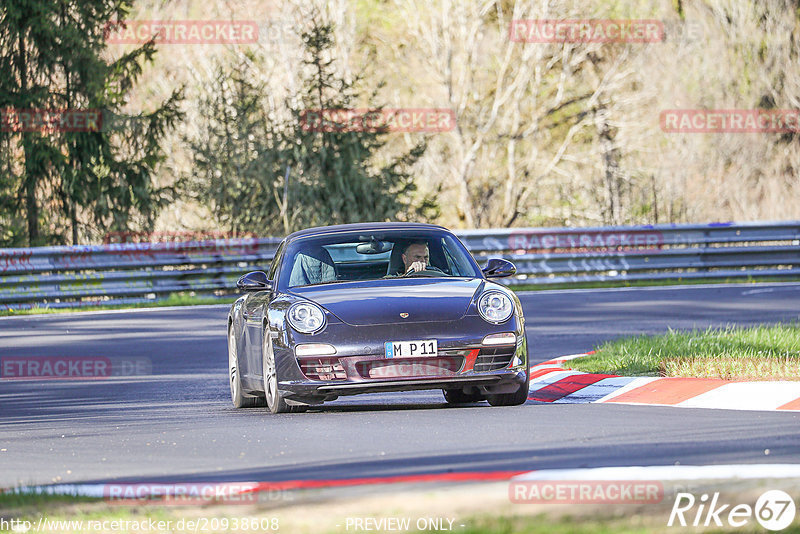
[477,290,513,324]
[287,302,327,333]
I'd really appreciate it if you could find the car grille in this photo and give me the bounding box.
[297,347,508,381]
[473,346,516,372]
[356,356,464,379]
[298,357,346,381]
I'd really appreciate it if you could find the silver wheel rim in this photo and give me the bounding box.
[263,335,278,409]
[228,329,240,401]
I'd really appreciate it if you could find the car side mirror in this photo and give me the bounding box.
[236,271,273,291]
[482,258,516,278]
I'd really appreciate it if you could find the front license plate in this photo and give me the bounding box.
[385,339,438,358]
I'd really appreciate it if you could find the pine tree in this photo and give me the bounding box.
[286,20,432,230]
[0,0,182,245]
[189,16,435,236]
[187,57,281,236]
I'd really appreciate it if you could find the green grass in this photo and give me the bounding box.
[4,492,800,534]
[510,276,800,292]
[457,514,800,534]
[0,495,691,534]
[0,490,101,508]
[571,324,800,380]
[454,514,652,534]
[0,293,234,317]
[0,501,177,534]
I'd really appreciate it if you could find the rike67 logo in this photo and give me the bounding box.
[668,490,797,531]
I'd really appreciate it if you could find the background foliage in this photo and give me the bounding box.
[2,0,799,245]
[0,0,182,246]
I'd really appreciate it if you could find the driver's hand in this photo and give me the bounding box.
[406,261,426,273]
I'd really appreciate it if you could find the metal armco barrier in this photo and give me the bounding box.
[0,222,799,310]
[457,221,800,286]
[0,238,282,310]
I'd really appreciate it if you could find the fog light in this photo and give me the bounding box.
[295,343,336,357]
[511,355,523,367]
[482,333,516,346]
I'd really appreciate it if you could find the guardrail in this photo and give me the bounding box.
[458,221,800,286]
[0,237,282,310]
[1,221,798,310]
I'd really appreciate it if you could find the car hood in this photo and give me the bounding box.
[289,278,484,326]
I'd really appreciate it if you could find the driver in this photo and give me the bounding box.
[401,241,442,274]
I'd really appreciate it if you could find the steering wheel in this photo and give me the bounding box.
[402,267,444,278]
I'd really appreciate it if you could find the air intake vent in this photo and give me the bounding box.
[474,347,515,372]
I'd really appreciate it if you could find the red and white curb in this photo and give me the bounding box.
[2,472,522,500]
[10,465,800,501]
[511,463,800,481]
[528,353,800,412]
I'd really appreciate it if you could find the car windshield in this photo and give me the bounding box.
[280,229,481,288]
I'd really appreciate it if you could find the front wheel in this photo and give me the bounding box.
[229,327,263,408]
[262,329,306,414]
[487,379,529,406]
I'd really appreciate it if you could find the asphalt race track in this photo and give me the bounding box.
[2,283,800,488]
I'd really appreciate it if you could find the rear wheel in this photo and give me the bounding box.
[263,329,306,414]
[442,388,485,404]
[228,327,263,408]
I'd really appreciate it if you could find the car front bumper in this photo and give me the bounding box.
[272,314,529,404]
[278,367,528,403]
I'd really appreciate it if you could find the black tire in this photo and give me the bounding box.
[228,326,264,408]
[487,378,530,406]
[262,328,306,414]
[443,388,485,404]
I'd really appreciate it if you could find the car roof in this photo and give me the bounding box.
[285,222,450,241]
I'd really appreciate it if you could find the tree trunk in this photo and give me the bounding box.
[17,33,40,245]
[595,106,621,225]
[23,144,40,245]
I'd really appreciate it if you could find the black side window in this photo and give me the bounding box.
[268,241,286,281]
[441,240,458,275]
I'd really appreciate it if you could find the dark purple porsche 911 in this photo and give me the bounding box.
[227,222,529,413]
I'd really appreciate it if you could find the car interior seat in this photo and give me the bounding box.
[289,247,337,286]
[387,241,409,276]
